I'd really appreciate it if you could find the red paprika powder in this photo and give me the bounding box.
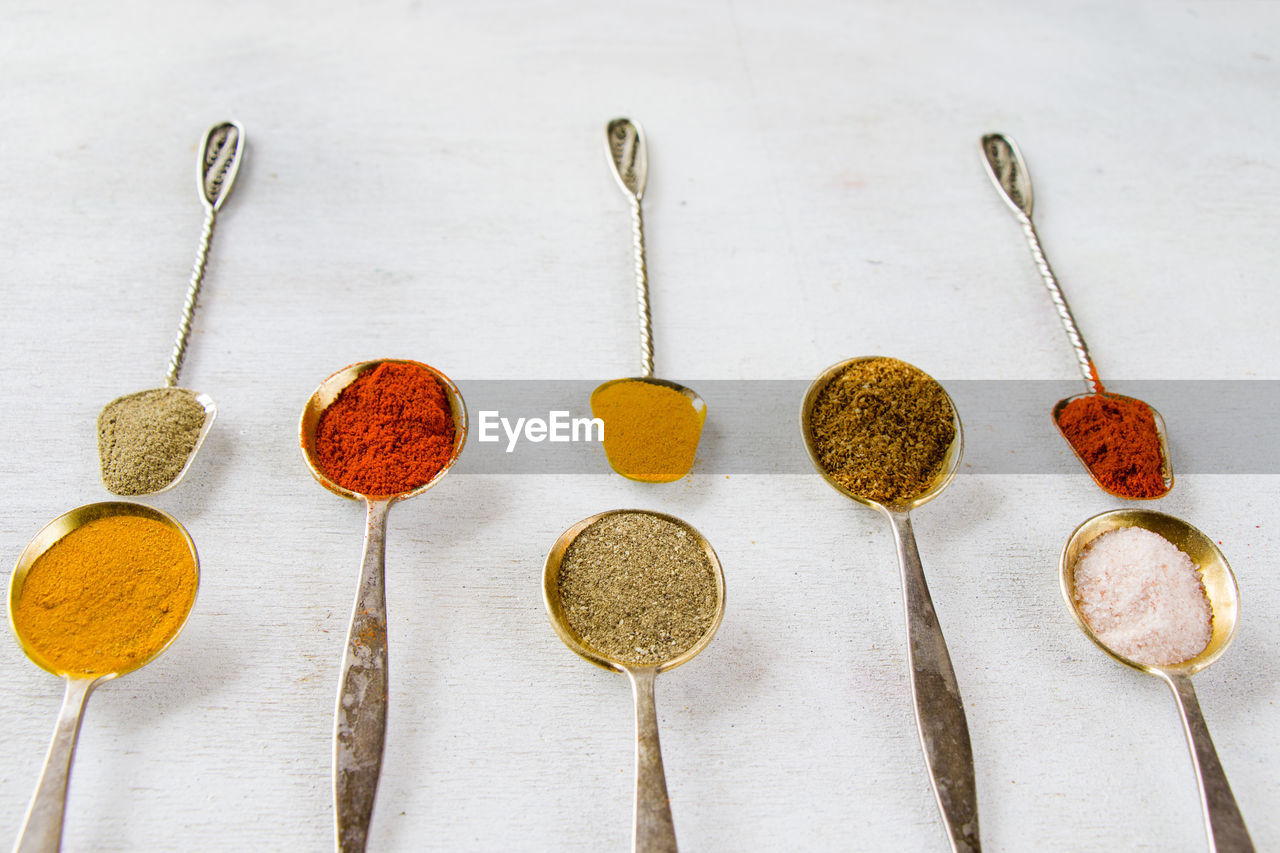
[1055,392,1168,499]
[313,361,456,497]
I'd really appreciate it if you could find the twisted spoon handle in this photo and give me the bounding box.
[605,118,654,378]
[334,499,392,853]
[165,120,245,387]
[980,133,1100,394]
[887,509,980,853]
[1164,673,1254,852]
[626,667,678,853]
[13,677,100,853]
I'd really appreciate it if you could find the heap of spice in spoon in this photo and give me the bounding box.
[981,133,1172,499]
[97,121,245,496]
[591,118,706,483]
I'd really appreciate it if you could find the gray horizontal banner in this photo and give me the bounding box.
[443,380,1280,475]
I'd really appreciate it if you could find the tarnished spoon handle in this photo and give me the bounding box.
[979,133,1100,394]
[165,120,245,388]
[626,667,678,853]
[887,510,980,853]
[604,118,654,379]
[13,677,99,853]
[333,499,392,853]
[1164,673,1254,852]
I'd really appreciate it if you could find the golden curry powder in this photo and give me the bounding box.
[12,514,197,677]
[591,379,704,482]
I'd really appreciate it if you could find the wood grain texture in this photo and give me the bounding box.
[1,1,1278,850]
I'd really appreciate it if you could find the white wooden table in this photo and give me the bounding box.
[2,1,1278,850]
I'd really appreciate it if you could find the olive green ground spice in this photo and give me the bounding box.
[557,512,718,666]
[98,388,208,495]
[808,357,956,504]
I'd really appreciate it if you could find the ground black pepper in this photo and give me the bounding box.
[557,512,718,666]
[98,388,208,495]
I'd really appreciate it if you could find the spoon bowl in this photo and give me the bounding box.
[590,377,707,484]
[300,358,468,501]
[1051,392,1175,500]
[543,508,725,673]
[800,356,963,513]
[1059,509,1252,850]
[9,501,199,853]
[543,509,725,853]
[1059,509,1238,676]
[98,388,217,497]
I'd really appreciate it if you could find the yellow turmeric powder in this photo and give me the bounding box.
[591,379,705,482]
[12,514,198,677]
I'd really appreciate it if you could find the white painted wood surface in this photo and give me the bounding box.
[2,1,1278,850]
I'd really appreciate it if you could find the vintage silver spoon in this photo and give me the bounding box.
[9,502,199,853]
[980,133,1172,498]
[97,121,245,496]
[1061,509,1253,852]
[543,509,726,853]
[591,118,707,482]
[299,359,468,853]
[800,357,979,853]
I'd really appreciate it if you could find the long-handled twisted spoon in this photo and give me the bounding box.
[590,118,707,483]
[981,133,1172,499]
[97,121,245,495]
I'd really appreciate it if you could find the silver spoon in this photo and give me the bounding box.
[1060,509,1253,852]
[299,359,468,853]
[800,357,978,853]
[980,133,1173,498]
[8,502,199,853]
[543,509,726,853]
[591,118,707,483]
[97,121,245,496]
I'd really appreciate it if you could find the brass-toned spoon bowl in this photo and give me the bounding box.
[800,356,963,513]
[590,377,708,484]
[800,356,978,853]
[1051,393,1174,499]
[1060,509,1251,850]
[300,358,467,501]
[9,502,199,853]
[543,509,725,853]
[299,358,467,853]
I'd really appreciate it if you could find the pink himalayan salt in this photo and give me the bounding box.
[1073,526,1212,667]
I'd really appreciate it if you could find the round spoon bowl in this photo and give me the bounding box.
[9,501,200,679]
[1060,508,1239,677]
[299,358,468,501]
[543,508,725,674]
[800,356,964,512]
